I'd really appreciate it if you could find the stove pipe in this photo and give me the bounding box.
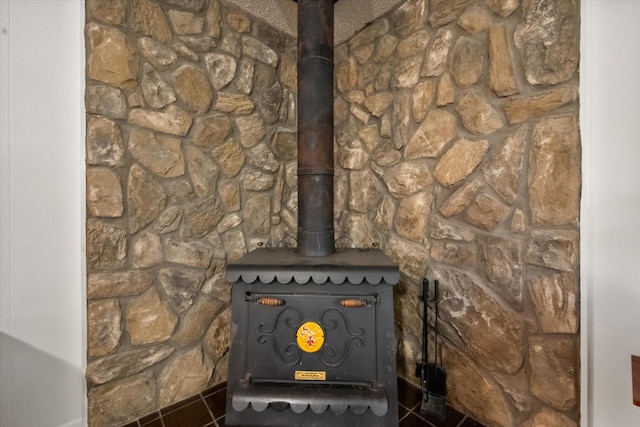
[296,0,335,257]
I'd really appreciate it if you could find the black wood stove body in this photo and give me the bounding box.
[225,248,400,426]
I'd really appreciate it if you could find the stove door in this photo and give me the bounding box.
[244,292,379,385]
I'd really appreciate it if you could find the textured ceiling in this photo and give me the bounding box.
[226,0,403,44]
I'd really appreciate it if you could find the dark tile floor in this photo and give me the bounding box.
[120,378,486,427]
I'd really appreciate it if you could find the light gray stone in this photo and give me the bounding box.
[87,345,174,385]
[205,53,237,90]
[482,125,527,205]
[185,145,219,197]
[87,116,125,166]
[86,85,127,119]
[158,267,206,313]
[395,191,432,242]
[140,63,176,109]
[88,299,121,358]
[131,231,163,268]
[422,29,453,77]
[127,163,167,233]
[87,167,124,217]
[240,169,276,191]
[168,10,204,35]
[86,218,127,270]
[526,229,578,272]
[128,128,184,178]
[478,235,524,308]
[88,271,153,299]
[349,169,383,214]
[164,237,213,269]
[138,38,177,70]
[183,196,225,237]
[242,37,279,67]
[383,160,433,198]
[244,193,271,234]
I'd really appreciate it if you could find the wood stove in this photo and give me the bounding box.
[225,248,399,426]
[225,0,400,425]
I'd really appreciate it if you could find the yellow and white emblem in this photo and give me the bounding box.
[296,321,324,353]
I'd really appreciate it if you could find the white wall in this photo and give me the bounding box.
[0,1,86,426]
[581,1,640,426]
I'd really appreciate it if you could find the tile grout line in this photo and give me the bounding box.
[200,392,220,427]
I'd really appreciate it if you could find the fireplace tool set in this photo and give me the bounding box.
[415,278,447,421]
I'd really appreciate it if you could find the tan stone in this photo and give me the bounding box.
[373,140,402,167]
[514,0,579,85]
[88,271,153,299]
[397,30,429,60]
[168,10,203,35]
[488,24,518,97]
[140,63,176,109]
[412,80,436,122]
[482,125,527,205]
[385,234,430,278]
[155,207,182,235]
[86,218,127,270]
[511,208,527,233]
[172,298,224,347]
[186,145,219,197]
[235,114,266,148]
[87,116,125,167]
[504,86,578,124]
[374,34,398,62]
[128,128,184,178]
[159,347,213,407]
[172,40,199,61]
[88,299,121,358]
[437,72,455,106]
[204,53,237,91]
[464,193,511,231]
[88,371,157,427]
[204,307,232,362]
[439,179,484,217]
[87,345,174,386]
[240,169,276,191]
[217,213,242,234]
[392,0,425,37]
[214,93,255,114]
[130,0,172,43]
[530,336,577,410]
[222,228,247,262]
[87,23,138,90]
[129,105,193,136]
[364,92,394,117]
[393,55,422,88]
[529,272,578,333]
[164,238,213,268]
[338,213,383,248]
[434,138,489,187]
[138,37,177,70]
[351,104,370,124]
[396,191,432,243]
[430,241,476,267]
[353,43,374,64]
[349,18,389,49]
[393,91,412,148]
[206,0,221,39]
[158,267,206,313]
[443,346,514,427]
[436,268,525,374]
[526,229,578,272]
[374,195,396,232]
[338,141,369,170]
[127,163,167,233]
[242,37,278,67]
[478,235,524,308]
[336,58,358,93]
[457,5,493,35]
[247,143,278,173]
[87,167,123,217]
[406,109,457,159]
[529,114,580,226]
[126,289,177,346]
[172,65,213,114]
[244,193,271,234]
[236,57,256,94]
[349,170,384,214]
[456,91,503,135]
[422,29,453,77]
[485,0,520,16]
[358,125,382,153]
[131,231,163,268]
[192,114,232,148]
[88,0,125,25]
[212,139,245,177]
[451,37,485,87]
[382,159,433,198]
[429,0,475,28]
[374,62,393,92]
[428,216,475,241]
[219,180,240,212]
[183,196,225,237]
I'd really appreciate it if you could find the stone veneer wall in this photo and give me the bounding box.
[85,0,580,426]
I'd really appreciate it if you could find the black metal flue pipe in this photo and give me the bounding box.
[297,0,335,257]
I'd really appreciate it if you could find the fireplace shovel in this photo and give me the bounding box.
[415,278,447,421]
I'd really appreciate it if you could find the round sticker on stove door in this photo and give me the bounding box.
[296,321,325,353]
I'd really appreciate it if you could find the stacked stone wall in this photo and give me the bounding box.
[85,0,580,426]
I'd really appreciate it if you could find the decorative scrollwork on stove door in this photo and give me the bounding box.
[256,307,303,366]
[319,307,366,367]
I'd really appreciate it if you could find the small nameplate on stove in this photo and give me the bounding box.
[294,370,326,381]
